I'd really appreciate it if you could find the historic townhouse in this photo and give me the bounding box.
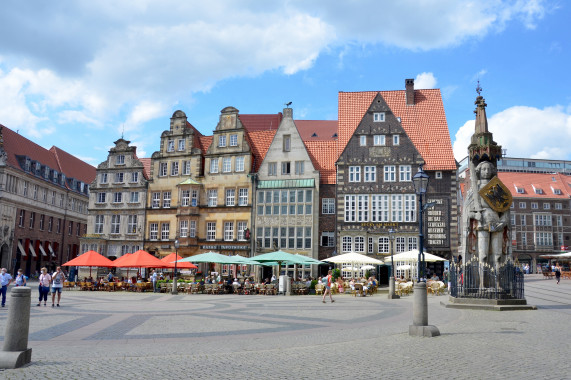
[498,172,571,273]
[145,111,209,258]
[0,125,95,276]
[198,107,254,258]
[336,79,457,279]
[253,107,321,277]
[80,138,149,259]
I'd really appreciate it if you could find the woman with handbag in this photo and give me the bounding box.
[37,267,51,307]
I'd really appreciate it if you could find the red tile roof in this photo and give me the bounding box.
[240,114,283,132]
[338,90,457,171]
[1,124,95,187]
[138,158,151,179]
[245,130,276,172]
[304,140,338,184]
[50,146,96,185]
[499,172,571,199]
[197,136,212,155]
[295,120,338,141]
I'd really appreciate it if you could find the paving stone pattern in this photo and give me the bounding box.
[0,275,569,379]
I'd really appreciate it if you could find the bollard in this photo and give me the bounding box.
[0,287,32,368]
[409,282,440,337]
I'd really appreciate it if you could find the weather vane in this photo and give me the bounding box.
[476,80,482,96]
[285,101,292,108]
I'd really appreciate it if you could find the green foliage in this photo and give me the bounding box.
[332,268,341,281]
[365,270,370,278]
[310,279,318,289]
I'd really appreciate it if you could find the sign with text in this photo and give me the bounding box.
[426,197,449,248]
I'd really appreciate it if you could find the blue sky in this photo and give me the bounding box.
[0,0,569,166]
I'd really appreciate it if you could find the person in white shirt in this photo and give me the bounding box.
[0,268,13,307]
[37,267,51,306]
[51,266,66,307]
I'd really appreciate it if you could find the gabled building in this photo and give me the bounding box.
[81,138,149,260]
[197,107,254,257]
[0,125,95,275]
[336,79,457,279]
[145,110,208,258]
[253,107,321,277]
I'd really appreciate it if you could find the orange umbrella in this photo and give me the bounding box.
[161,253,198,269]
[112,250,164,268]
[111,253,133,267]
[62,250,114,267]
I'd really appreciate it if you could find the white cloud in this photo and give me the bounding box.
[453,104,571,161]
[123,101,167,133]
[415,72,437,89]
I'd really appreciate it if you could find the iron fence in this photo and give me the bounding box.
[450,259,524,299]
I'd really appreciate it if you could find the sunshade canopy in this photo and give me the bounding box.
[162,253,198,269]
[251,250,309,264]
[323,251,384,265]
[62,250,114,267]
[391,250,446,262]
[112,250,164,268]
[293,254,324,265]
[175,251,236,264]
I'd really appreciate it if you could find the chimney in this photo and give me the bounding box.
[283,107,293,119]
[405,78,414,105]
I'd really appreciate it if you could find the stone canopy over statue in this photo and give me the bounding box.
[461,94,513,279]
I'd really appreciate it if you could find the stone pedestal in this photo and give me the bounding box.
[409,282,440,337]
[0,287,32,368]
[172,276,178,295]
[388,277,400,299]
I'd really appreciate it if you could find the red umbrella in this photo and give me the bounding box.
[62,250,114,278]
[112,250,164,268]
[111,253,133,267]
[161,253,198,269]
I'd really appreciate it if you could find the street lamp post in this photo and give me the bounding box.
[172,239,180,295]
[409,165,439,337]
[388,228,399,299]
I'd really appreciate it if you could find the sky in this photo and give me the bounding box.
[0,0,569,166]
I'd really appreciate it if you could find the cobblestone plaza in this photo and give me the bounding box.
[1,275,569,379]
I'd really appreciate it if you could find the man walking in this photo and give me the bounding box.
[51,266,66,307]
[151,270,158,293]
[0,268,13,307]
[322,270,335,304]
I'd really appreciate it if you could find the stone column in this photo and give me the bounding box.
[0,287,33,368]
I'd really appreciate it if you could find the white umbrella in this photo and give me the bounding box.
[391,250,446,262]
[323,252,384,265]
[361,265,375,270]
[342,266,359,272]
[397,264,412,270]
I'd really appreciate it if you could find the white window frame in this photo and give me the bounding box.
[268,162,277,176]
[238,188,248,206]
[357,195,369,222]
[218,135,227,147]
[391,194,403,222]
[210,158,219,174]
[364,166,376,182]
[162,192,171,208]
[111,215,120,234]
[359,135,366,146]
[183,161,191,175]
[344,195,356,222]
[127,215,137,234]
[404,194,417,222]
[378,237,389,253]
[152,192,161,208]
[342,236,352,252]
[116,155,125,165]
[237,221,247,241]
[295,161,304,175]
[235,156,245,172]
[161,223,170,240]
[384,166,396,182]
[349,166,361,182]
[167,140,175,152]
[113,192,122,203]
[224,222,234,241]
[181,190,190,206]
[189,220,196,238]
[180,220,189,238]
[159,162,167,177]
[374,135,385,146]
[393,135,400,145]
[354,236,365,252]
[97,192,106,203]
[171,161,179,176]
[371,194,389,222]
[322,198,335,214]
[226,188,236,206]
[130,192,139,203]
[178,139,185,151]
[208,189,218,207]
[206,222,216,241]
[230,134,238,147]
[131,172,139,183]
[373,112,385,122]
[222,157,231,173]
[399,165,411,182]
[95,215,104,234]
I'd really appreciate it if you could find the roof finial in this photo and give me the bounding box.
[284,101,292,108]
[476,80,482,96]
[121,124,125,139]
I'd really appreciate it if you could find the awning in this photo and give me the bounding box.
[29,242,37,258]
[17,241,27,257]
[39,244,48,257]
[48,244,56,257]
[258,179,315,189]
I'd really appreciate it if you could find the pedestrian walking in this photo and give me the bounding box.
[151,270,158,292]
[322,270,335,304]
[554,262,562,285]
[51,266,66,307]
[38,267,51,306]
[0,268,13,307]
[15,269,27,287]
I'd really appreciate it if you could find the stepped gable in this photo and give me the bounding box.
[498,172,571,199]
[50,146,96,184]
[304,140,338,184]
[295,120,338,141]
[338,89,456,171]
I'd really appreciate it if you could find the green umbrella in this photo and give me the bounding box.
[293,254,324,265]
[251,250,310,277]
[175,251,236,264]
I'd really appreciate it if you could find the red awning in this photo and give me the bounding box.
[111,250,165,268]
[62,250,114,267]
[161,253,198,269]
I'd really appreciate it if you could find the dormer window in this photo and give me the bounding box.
[218,135,227,147]
[532,185,543,194]
[35,162,41,175]
[552,186,562,195]
[53,171,58,183]
[25,158,31,171]
[116,155,125,165]
[44,167,50,179]
[373,112,385,122]
[515,186,524,194]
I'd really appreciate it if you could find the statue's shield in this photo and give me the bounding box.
[478,176,512,212]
